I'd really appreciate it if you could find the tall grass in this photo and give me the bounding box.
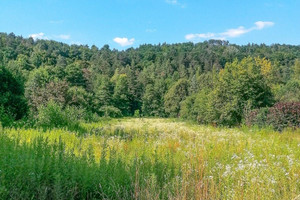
[1,118,300,199]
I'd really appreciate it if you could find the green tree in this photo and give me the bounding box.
[292,59,300,80]
[0,66,27,121]
[275,79,300,102]
[65,61,88,88]
[142,80,166,117]
[212,57,274,126]
[164,79,189,117]
[112,73,130,116]
[93,75,114,113]
[67,86,94,111]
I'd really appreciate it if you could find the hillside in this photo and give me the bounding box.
[0,32,299,129]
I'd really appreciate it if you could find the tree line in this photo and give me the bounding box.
[0,32,299,129]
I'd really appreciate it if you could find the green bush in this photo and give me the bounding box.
[134,109,140,117]
[36,101,83,132]
[180,89,214,124]
[0,106,15,127]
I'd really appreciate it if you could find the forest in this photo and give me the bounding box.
[0,32,299,130]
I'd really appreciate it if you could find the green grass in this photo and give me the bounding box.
[1,118,300,199]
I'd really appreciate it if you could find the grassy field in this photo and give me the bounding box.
[1,118,300,199]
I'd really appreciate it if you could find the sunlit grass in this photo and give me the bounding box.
[1,118,300,199]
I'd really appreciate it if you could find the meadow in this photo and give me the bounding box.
[0,118,300,199]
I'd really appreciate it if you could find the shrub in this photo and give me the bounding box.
[36,101,83,132]
[267,102,300,131]
[245,102,300,131]
[180,88,214,124]
[0,106,15,127]
[245,107,269,128]
[134,109,140,118]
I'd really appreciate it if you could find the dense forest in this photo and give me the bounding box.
[0,32,299,129]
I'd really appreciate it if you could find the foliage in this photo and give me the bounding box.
[112,73,130,116]
[1,32,300,128]
[211,57,274,126]
[142,80,166,117]
[275,79,300,102]
[98,105,122,118]
[28,79,69,111]
[67,86,94,111]
[180,88,214,124]
[246,102,300,131]
[0,66,27,120]
[164,79,189,117]
[267,102,300,131]
[65,61,88,88]
[36,101,84,132]
[0,106,15,127]
[93,75,113,111]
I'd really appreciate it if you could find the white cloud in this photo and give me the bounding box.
[56,34,71,40]
[113,37,135,47]
[220,26,250,38]
[29,32,48,40]
[185,33,215,40]
[29,33,72,41]
[254,21,274,30]
[186,21,275,41]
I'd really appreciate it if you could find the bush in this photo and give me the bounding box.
[134,109,140,118]
[245,102,300,131]
[245,107,269,128]
[36,101,83,132]
[180,89,214,124]
[267,102,300,131]
[0,106,15,127]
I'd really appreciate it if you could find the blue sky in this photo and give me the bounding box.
[0,0,299,49]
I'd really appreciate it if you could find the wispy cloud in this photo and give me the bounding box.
[185,21,274,41]
[50,20,64,24]
[29,32,48,40]
[254,21,274,30]
[113,37,135,47]
[55,34,71,40]
[165,0,186,8]
[29,33,72,41]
